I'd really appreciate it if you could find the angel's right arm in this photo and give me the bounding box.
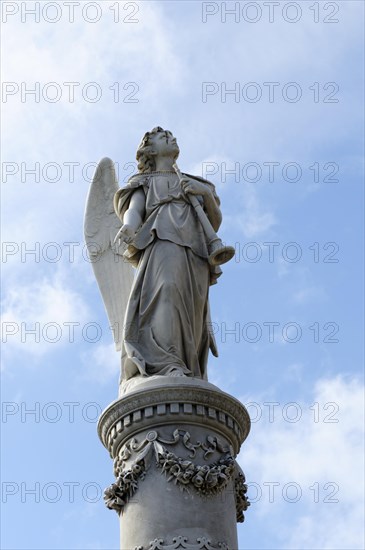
[122,188,146,231]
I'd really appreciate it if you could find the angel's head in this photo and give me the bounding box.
[136,127,179,173]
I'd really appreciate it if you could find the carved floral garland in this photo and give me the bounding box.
[234,470,250,522]
[104,460,146,512]
[157,450,235,496]
[104,429,249,521]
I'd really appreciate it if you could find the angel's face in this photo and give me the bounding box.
[150,130,179,158]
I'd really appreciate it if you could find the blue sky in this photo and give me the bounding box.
[1,1,364,549]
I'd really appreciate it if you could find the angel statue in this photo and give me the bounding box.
[84,127,235,393]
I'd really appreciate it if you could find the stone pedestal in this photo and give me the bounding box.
[98,378,250,550]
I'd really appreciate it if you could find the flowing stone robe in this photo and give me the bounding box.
[114,172,221,382]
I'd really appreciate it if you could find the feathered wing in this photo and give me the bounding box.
[84,157,134,351]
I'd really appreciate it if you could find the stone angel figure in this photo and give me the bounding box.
[84,127,234,393]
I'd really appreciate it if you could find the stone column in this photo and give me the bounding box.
[98,378,250,550]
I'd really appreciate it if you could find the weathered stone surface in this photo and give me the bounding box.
[87,128,251,549]
[98,378,250,550]
[84,127,235,388]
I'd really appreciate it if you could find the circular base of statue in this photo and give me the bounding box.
[98,377,251,550]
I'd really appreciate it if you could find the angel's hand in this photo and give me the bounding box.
[114,224,136,245]
[180,177,209,197]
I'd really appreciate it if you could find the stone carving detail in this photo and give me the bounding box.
[135,536,229,550]
[114,429,231,476]
[89,129,253,545]
[234,469,250,522]
[104,429,238,514]
[157,450,235,496]
[104,462,146,513]
[84,128,234,386]
[98,382,251,457]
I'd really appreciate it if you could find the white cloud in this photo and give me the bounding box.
[286,505,364,550]
[292,284,326,305]
[239,376,364,549]
[241,192,276,238]
[2,1,187,154]
[79,342,119,385]
[226,185,277,239]
[1,274,91,360]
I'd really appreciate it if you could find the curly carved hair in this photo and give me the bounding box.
[136,126,179,173]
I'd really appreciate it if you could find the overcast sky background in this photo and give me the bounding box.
[1,1,364,549]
